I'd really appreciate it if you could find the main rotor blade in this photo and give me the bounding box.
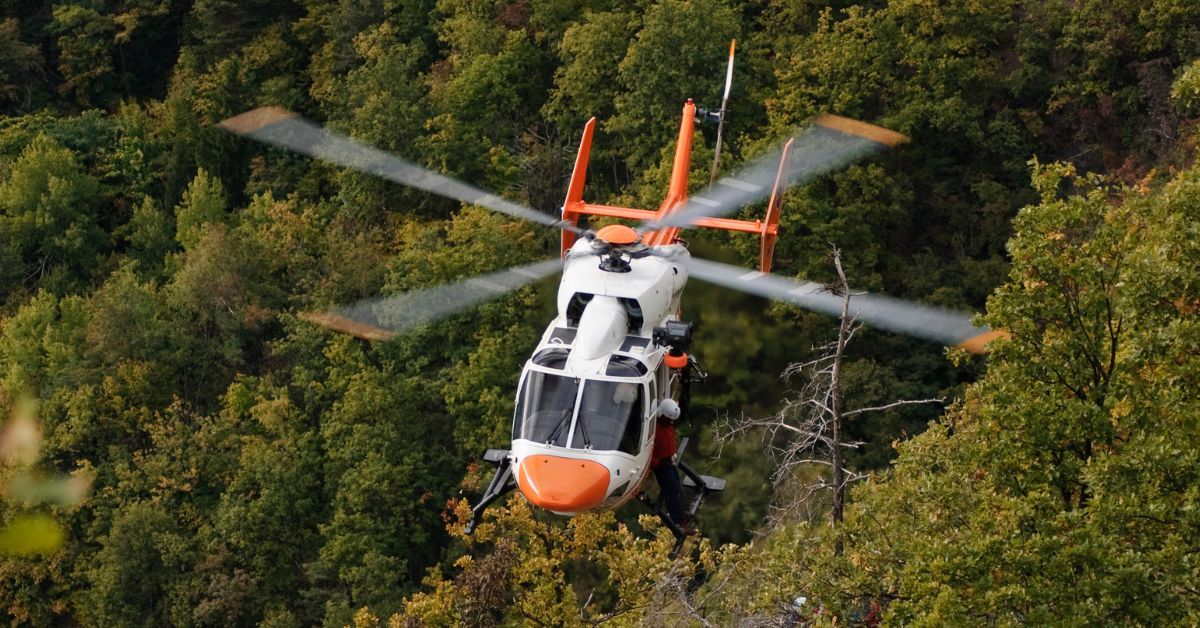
[219,108,582,233]
[650,115,907,230]
[682,256,1002,353]
[301,258,564,341]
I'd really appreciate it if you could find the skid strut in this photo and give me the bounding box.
[466,448,515,534]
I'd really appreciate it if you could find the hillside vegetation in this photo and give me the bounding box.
[0,1,1198,625]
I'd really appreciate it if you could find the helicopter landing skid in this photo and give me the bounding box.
[465,448,515,535]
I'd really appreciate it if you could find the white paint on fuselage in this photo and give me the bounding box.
[555,239,689,337]
[507,239,691,513]
[570,296,627,363]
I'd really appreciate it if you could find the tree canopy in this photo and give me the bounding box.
[0,0,1198,624]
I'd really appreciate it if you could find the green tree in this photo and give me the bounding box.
[700,159,1200,625]
[174,168,227,250]
[50,3,117,108]
[420,0,557,185]
[0,18,45,112]
[325,22,431,221]
[0,134,104,300]
[190,380,325,625]
[311,342,455,623]
[188,0,302,65]
[165,225,278,402]
[82,500,191,626]
[84,263,173,369]
[544,9,635,133]
[610,0,740,171]
[120,196,175,272]
[390,499,710,626]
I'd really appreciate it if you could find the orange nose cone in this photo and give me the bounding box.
[517,455,610,512]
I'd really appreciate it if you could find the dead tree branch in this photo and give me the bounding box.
[714,246,946,555]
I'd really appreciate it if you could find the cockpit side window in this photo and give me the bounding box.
[618,388,643,454]
[646,378,658,444]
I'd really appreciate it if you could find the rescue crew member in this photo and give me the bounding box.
[651,398,687,528]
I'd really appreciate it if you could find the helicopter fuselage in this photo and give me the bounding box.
[507,238,690,514]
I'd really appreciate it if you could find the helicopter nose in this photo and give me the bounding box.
[517,455,610,512]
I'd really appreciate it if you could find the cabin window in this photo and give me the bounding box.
[620,336,649,351]
[532,348,570,369]
[572,376,644,454]
[606,354,648,376]
[512,371,578,447]
[549,327,577,345]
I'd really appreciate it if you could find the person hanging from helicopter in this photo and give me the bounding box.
[651,397,689,529]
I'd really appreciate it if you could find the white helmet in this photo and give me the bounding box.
[658,398,681,422]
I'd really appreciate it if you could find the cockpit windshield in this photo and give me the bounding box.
[512,364,644,454]
[575,380,642,453]
[513,371,578,447]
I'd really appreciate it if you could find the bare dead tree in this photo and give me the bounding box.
[716,247,943,551]
[642,573,715,628]
[828,250,851,533]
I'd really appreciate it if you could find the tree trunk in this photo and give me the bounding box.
[830,250,851,555]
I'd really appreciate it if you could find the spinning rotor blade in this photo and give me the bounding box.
[219,108,582,234]
[682,256,1003,353]
[652,115,907,231]
[301,258,564,341]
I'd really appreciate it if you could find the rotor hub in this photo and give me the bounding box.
[594,224,639,246]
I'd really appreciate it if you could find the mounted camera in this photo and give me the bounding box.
[653,320,694,369]
[653,320,693,353]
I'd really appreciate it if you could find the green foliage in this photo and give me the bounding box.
[85,263,173,369]
[696,159,1200,625]
[0,18,44,110]
[82,500,190,626]
[188,0,302,66]
[174,168,227,250]
[0,134,103,300]
[611,0,740,171]
[51,4,117,108]
[422,8,551,184]
[165,221,282,407]
[0,0,1198,623]
[543,9,636,134]
[1173,57,1200,115]
[389,498,713,626]
[120,196,175,272]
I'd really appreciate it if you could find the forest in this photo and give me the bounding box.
[0,0,1198,625]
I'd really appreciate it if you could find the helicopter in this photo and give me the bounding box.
[217,77,1002,548]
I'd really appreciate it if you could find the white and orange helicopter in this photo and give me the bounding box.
[218,46,1001,547]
